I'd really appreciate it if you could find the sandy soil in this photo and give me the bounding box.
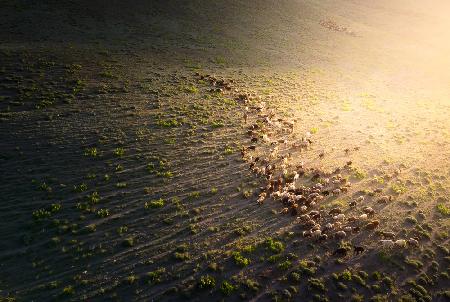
[0,1,449,301]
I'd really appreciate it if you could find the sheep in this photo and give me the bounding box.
[303,230,312,238]
[377,231,395,239]
[318,234,328,241]
[257,192,266,204]
[312,229,322,238]
[349,201,357,207]
[359,214,368,220]
[324,223,334,231]
[304,220,316,229]
[347,216,357,223]
[344,226,352,233]
[298,214,310,222]
[335,231,347,239]
[271,191,281,199]
[365,220,380,230]
[299,205,308,213]
[394,239,407,248]
[280,207,289,214]
[308,192,321,200]
[309,210,321,219]
[329,208,342,216]
[363,207,375,216]
[378,195,392,203]
[332,189,341,195]
[311,224,321,231]
[380,240,395,248]
[313,183,324,190]
[332,247,348,257]
[356,196,365,202]
[407,238,419,247]
[354,246,365,255]
[333,214,345,221]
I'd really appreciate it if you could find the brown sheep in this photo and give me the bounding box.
[365,220,380,230]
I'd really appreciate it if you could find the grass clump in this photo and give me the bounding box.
[114,147,124,157]
[96,208,109,218]
[183,85,199,94]
[223,146,234,155]
[220,281,236,295]
[265,238,284,253]
[122,237,135,247]
[32,203,61,220]
[145,198,165,209]
[436,203,450,216]
[174,252,190,261]
[84,147,99,157]
[198,275,215,289]
[278,260,292,270]
[62,285,74,295]
[232,251,250,267]
[308,278,326,292]
[146,268,165,285]
[405,258,424,270]
[156,118,180,127]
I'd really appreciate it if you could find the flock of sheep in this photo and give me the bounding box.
[195,73,421,256]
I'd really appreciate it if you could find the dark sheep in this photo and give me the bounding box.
[354,246,365,255]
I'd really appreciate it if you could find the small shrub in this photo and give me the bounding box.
[278,260,292,270]
[114,147,124,157]
[265,238,284,253]
[146,268,165,285]
[145,198,165,209]
[220,281,236,295]
[308,278,326,292]
[436,204,450,216]
[123,237,134,247]
[62,285,74,295]
[198,275,216,289]
[232,251,250,267]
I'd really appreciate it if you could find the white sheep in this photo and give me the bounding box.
[343,226,352,233]
[359,213,368,220]
[298,214,310,221]
[394,239,407,248]
[333,214,345,221]
[257,192,266,204]
[311,224,321,231]
[324,223,333,231]
[312,229,322,237]
[380,240,394,248]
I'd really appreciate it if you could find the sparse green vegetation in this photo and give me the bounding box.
[198,275,216,289]
[436,203,450,216]
[145,198,165,209]
[232,251,250,267]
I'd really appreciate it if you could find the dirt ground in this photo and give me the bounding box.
[0,1,449,301]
